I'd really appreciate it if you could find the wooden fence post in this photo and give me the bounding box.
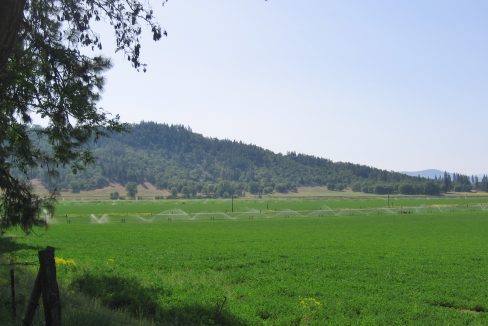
[22,272,42,326]
[39,246,61,326]
[10,263,16,319]
[22,246,61,326]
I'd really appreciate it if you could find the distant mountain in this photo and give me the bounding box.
[403,169,445,179]
[404,170,486,180]
[29,122,438,196]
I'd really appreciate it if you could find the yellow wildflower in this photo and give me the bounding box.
[299,297,323,322]
[55,257,76,267]
[299,297,322,309]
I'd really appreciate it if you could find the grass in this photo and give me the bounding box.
[33,183,379,200]
[53,195,488,217]
[0,240,149,326]
[33,179,488,201]
[2,197,488,324]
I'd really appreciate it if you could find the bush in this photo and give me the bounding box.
[125,182,138,199]
[361,185,374,193]
[71,184,81,193]
[399,184,415,195]
[263,186,274,194]
[327,183,336,191]
[454,184,472,192]
[247,182,262,195]
[335,183,346,191]
[424,182,441,196]
[351,183,362,192]
[374,185,393,195]
[274,183,289,193]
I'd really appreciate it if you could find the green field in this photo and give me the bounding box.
[2,197,488,325]
[52,195,488,217]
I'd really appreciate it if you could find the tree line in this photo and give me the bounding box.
[28,122,479,198]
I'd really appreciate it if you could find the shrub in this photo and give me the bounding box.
[399,184,415,195]
[424,182,441,196]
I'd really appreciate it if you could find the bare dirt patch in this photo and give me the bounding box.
[431,301,486,314]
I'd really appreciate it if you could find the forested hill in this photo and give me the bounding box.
[32,122,439,197]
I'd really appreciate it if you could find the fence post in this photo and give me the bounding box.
[10,260,16,319]
[38,246,61,326]
[23,271,42,326]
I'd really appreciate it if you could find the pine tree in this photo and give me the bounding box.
[442,171,453,192]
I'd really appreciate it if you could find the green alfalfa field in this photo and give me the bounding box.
[2,196,488,325]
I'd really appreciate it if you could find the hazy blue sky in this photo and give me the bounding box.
[94,0,487,174]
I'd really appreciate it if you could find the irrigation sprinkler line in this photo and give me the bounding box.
[135,215,156,223]
[63,203,488,224]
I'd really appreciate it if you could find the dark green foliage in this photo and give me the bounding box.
[442,172,453,192]
[399,184,418,195]
[125,182,138,199]
[71,182,82,193]
[70,273,244,325]
[424,182,441,196]
[351,183,362,192]
[479,176,488,192]
[71,274,163,317]
[374,185,394,195]
[247,181,262,195]
[0,0,167,231]
[30,122,446,196]
[452,173,472,192]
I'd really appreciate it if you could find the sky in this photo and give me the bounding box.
[92,0,488,174]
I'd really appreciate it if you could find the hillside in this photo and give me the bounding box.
[30,122,437,197]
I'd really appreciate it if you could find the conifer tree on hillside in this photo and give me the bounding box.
[442,172,453,192]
